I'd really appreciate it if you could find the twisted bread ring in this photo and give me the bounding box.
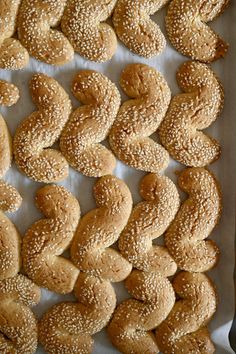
[39,175,132,353]
[60,70,120,177]
[0,0,29,70]
[22,185,80,294]
[109,63,170,173]
[113,0,169,58]
[159,61,224,167]
[61,0,117,62]
[166,0,229,62]
[14,73,72,183]
[156,271,217,354]
[18,0,74,65]
[165,167,222,272]
[108,174,180,353]
[0,274,40,353]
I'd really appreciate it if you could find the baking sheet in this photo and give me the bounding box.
[0,2,236,353]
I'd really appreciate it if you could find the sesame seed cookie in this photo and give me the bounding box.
[166,0,229,62]
[39,175,132,353]
[109,63,171,173]
[113,0,169,58]
[60,70,120,177]
[18,0,74,65]
[13,73,72,183]
[22,185,81,294]
[165,167,222,272]
[156,272,217,354]
[108,173,180,353]
[0,0,29,70]
[159,61,224,167]
[61,0,117,62]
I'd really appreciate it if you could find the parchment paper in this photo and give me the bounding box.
[0,3,235,353]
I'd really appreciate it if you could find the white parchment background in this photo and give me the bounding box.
[0,2,236,353]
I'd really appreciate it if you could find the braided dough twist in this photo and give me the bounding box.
[113,0,169,58]
[61,0,117,62]
[156,271,217,354]
[39,175,132,353]
[60,70,120,177]
[165,167,222,272]
[0,0,29,70]
[23,185,80,294]
[166,0,229,62]
[159,61,224,167]
[108,174,180,353]
[109,63,170,173]
[18,0,74,65]
[14,73,72,183]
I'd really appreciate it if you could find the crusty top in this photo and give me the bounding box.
[60,70,120,177]
[113,0,169,58]
[159,61,224,167]
[165,167,222,272]
[166,0,229,62]
[61,0,117,62]
[14,73,72,183]
[109,63,170,173]
[18,0,74,65]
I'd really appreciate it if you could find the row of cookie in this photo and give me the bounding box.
[0,164,221,353]
[1,62,224,186]
[0,0,229,70]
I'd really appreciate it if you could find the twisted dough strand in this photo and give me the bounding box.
[159,61,224,167]
[14,73,72,183]
[39,175,132,353]
[61,0,117,62]
[0,0,29,70]
[22,185,80,294]
[108,174,180,353]
[60,70,120,177]
[156,272,217,354]
[18,0,74,65]
[109,63,170,173]
[165,167,222,272]
[166,0,229,62]
[113,0,169,58]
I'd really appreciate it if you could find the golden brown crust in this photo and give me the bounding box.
[109,63,170,173]
[166,0,229,62]
[61,0,117,62]
[113,0,169,58]
[22,185,80,294]
[165,167,222,272]
[60,70,120,177]
[13,73,72,183]
[108,174,180,353]
[155,271,217,354]
[71,175,133,282]
[0,80,19,106]
[0,274,41,354]
[39,176,132,353]
[0,0,29,70]
[39,273,116,354]
[18,0,74,65]
[159,61,224,167]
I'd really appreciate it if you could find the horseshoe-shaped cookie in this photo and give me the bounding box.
[165,167,222,272]
[61,0,117,62]
[14,73,72,183]
[166,0,229,62]
[22,185,81,294]
[60,70,120,177]
[18,0,74,65]
[113,0,169,58]
[0,0,29,70]
[159,61,224,167]
[109,63,170,173]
